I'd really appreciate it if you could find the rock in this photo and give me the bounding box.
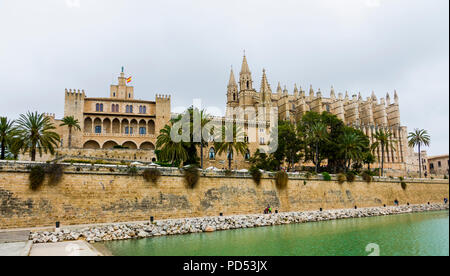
[204,226,215,232]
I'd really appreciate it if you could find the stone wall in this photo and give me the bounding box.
[0,163,448,229]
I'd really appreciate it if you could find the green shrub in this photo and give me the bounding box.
[275,171,289,189]
[143,168,161,184]
[224,169,233,176]
[109,168,115,172]
[305,172,312,179]
[401,181,407,190]
[184,165,200,189]
[346,172,356,183]
[127,166,138,176]
[249,166,262,185]
[338,173,346,184]
[399,176,404,182]
[322,172,331,181]
[303,180,307,185]
[29,165,45,191]
[361,171,373,183]
[46,163,64,186]
[444,175,448,180]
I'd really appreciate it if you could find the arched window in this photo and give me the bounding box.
[247,81,250,89]
[233,93,236,101]
[139,106,142,114]
[111,104,115,112]
[100,104,103,112]
[130,105,133,113]
[125,105,129,113]
[143,106,146,114]
[116,104,119,112]
[96,103,100,112]
[209,148,215,160]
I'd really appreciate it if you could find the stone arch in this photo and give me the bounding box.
[103,118,111,134]
[139,119,147,135]
[93,118,102,134]
[103,140,119,149]
[83,140,101,149]
[84,117,92,133]
[112,118,120,134]
[140,142,155,150]
[122,141,138,149]
[148,120,155,135]
[130,119,138,134]
[122,119,130,134]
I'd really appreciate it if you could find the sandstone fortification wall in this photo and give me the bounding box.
[0,161,448,229]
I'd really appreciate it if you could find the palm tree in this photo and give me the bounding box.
[15,112,60,161]
[363,152,376,171]
[371,129,396,177]
[60,116,81,148]
[156,124,188,166]
[307,122,328,173]
[338,130,367,172]
[8,137,23,160]
[188,108,211,169]
[0,117,16,160]
[214,123,248,170]
[408,129,431,178]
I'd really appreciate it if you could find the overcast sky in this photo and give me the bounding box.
[0,0,448,155]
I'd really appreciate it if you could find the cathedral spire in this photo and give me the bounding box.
[309,85,314,97]
[228,67,237,87]
[241,54,251,74]
[330,86,336,99]
[394,90,399,104]
[277,82,282,95]
[260,69,272,103]
[239,53,253,91]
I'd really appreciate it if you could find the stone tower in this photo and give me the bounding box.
[63,88,85,148]
[238,54,256,108]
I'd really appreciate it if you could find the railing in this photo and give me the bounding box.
[84,133,156,138]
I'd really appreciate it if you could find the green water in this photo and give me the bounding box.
[101,211,449,256]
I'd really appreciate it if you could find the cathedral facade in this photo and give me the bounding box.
[223,55,409,172]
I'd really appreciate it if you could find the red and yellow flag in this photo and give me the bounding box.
[127,76,132,83]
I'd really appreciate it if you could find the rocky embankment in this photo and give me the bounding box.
[30,204,449,244]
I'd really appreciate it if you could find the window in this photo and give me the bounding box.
[326,105,330,112]
[139,127,146,135]
[438,161,442,168]
[209,148,215,160]
[227,151,233,160]
[111,104,115,112]
[143,106,146,114]
[126,105,133,113]
[96,103,100,112]
[259,137,265,145]
[95,126,102,134]
[125,127,129,134]
[128,93,131,98]
[233,93,236,101]
[130,105,133,113]
[113,92,116,97]
[430,163,434,170]
[245,150,250,160]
